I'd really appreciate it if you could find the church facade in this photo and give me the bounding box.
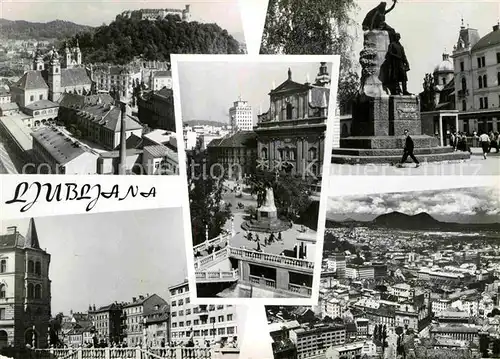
[255,63,330,180]
[0,219,51,349]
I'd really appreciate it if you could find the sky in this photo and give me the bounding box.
[350,0,500,93]
[0,0,245,40]
[327,186,500,223]
[0,208,187,315]
[178,61,333,124]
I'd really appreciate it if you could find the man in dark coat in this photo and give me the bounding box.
[400,129,420,167]
[382,33,411,95]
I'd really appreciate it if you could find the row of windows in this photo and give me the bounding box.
[171,327,235,338]
[172,314,233,327]
[261,147,318,160]
[460,54,500,72]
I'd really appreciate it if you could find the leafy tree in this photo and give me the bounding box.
[188,150,232,246]
[420,73,436,112]
[260,0,360,114]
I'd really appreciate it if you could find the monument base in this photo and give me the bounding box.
[241,217,291,233]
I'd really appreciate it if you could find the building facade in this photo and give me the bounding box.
[168,281,238,346]
[255,63,330,180]
[88,303,124,345]
[452,21,500,133]
[119,6,191,21]
[90,64,142,101]
[229,98,253,132]
[0,219,51,349]
[289,324,346,359]
[137,88,175,132]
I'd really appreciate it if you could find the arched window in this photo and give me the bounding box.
[27,283,34,299]
[0,284,5,299]
[28,260,34,273]
[478,76,483,88]
[0,260,6,273]
[35,262,41,276]
[483,74,488,88]
[261,148,268,160]
[286,103,293,120]
[34,285,41,299]
[461,78,467,91]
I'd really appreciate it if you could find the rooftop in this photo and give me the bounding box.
[25,99,59,111]
[472,24,500,52]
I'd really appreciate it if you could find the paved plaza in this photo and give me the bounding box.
[221,183,316,256]
[330,148,500,176]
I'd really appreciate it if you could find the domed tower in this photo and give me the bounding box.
[48,48,62,101]
[33,48,44,71]
[315,62,331,87]
[433,53,454,86]
[63,42,71,69]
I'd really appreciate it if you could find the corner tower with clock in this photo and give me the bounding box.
[254,63,330,181]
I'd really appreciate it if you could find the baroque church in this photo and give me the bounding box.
[0,219,51,349]
[255,63,331,180]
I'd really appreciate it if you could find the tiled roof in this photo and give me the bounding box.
[59,93,114,109]
[156,87,173,99]
[207,131,256,148]
[25,99,59,111]
[15,71,48,90]
[472,27,500,52]
[61,68,92,87]
[0,233,25,248]
[143,144,177,159]
[76,104,143,133]
[0,102,19,111]
[154,70,172,77]
[31,126,91,165]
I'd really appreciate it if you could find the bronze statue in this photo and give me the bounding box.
[380,33,411,95]
[362,0,397,38]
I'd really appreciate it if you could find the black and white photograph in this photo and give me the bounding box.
[174,56,339,300]
[0,208,244,358]
[0,0,246,175]
[261,0,500,176]
[265,185,500,359]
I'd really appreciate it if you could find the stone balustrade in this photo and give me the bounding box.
[196,269,239,283]
[193,233,230,253]
[288,283,313,296]
[32,347,215,359]
[229,247,314,271]
[193,247,229,270]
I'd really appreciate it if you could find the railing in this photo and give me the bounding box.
[229,247,314,271]
[288,283,313,296]
[248,275,276,289]
[32,347,214,359]
[196,269,239,282]
[193,233,231,253]
[193,247,230,270]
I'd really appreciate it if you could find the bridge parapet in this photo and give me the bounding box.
[32,347,215,359]
[196,269,239,283]
[229,247,314,273]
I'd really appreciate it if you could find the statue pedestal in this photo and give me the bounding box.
[242,199,291,234]
[331,30,470,164]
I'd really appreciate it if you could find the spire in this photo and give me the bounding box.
[287,68,292,81]
[25,218,40,249]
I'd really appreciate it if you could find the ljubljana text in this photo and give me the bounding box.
[5,182,157,212]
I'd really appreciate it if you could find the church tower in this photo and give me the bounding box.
[315,62,331,87]
[63,42,71,69]
[48,49,62,102]
[33,49,44,71]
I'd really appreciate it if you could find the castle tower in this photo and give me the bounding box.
[64,42,71,69]
[48,48,62,102]
[315,62,331,87]
[75,39,82,66]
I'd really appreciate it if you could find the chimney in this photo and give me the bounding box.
[288,68,292,81]
[118,100,127,175]
[493,24,499,31]
[6,226,17,235]
[132,297,136,302]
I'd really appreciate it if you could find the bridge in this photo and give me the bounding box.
[194,235,314,297]
[29,347,239,359]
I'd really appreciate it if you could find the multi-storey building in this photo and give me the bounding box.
[122,294,168,347]
[289,324,346,359]
[452,21,500,133]
[255,63,330,180]
[168,281,238,346]
[0,89,11,104]
[151,71,172,91]
[144,304,170,346]
[0,219,51,349]
[90,64,142,101]
[229,98,253,132]
[137,87,175,132]
[119,6,191,22]
[206,131,257,179]
[88,303,124,345]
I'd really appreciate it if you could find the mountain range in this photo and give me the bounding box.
[0,19,93,40]
[326,211,500,231]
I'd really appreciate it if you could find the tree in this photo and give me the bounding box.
[188,150,232,246]
[420,73,436,112]
[260,0,360,114]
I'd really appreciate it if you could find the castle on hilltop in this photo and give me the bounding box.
[119,5,191,22]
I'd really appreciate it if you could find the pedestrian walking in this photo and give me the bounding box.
[479,131,491,159]
[399,129,420,167]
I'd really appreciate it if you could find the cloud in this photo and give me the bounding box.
[327,186,500,221]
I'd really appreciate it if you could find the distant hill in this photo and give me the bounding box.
[66,15,241,65]
[184,120,228,127]
[326,211,500,231]
[0,19,93,40]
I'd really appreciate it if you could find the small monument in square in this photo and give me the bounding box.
[242,185,291,233]
[331,0,470,164]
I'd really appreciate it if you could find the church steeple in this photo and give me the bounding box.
[25,218,40,249]
[315,62,331,87]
